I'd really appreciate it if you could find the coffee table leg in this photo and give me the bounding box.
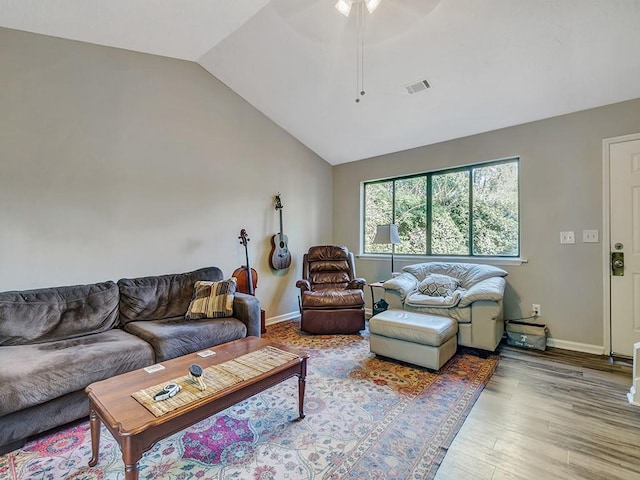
[122,438,142,480]
[88,408,101,467]
[124,462,140,480]
[298,358,307,419]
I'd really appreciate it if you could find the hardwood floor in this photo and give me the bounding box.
[434,345,640,480]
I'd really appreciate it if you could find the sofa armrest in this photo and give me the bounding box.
[348,277,366,289]
[381,273,418,301]
[233,293,261,337]
[296,280,311,292]
[467,299,504,351]
[459,277,506,307]
[383,289,404,310]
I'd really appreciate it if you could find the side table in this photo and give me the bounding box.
[368,281,386,316]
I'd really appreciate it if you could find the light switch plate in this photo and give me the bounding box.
[583,229,599,243]
[560,231,575,244]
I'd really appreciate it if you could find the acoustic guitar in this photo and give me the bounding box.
[270,194,292,270]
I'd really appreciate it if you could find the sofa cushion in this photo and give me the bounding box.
[307,245,349,262]
[459,276,507,307]
[309,260,350,272]
[310,271,351,287]
[124,317,248,362]
[403,262,507,289]
[186,278,236,320]
[417,273,460,296]
[305,246,353,290]
[301,289,364,309]
[0,329,154,416]
[382,273,419,302]
[118,267,223,324]
[369,310,458,347]
[406,290,463,308]
[0,281,120,346]
[392,303,472,324]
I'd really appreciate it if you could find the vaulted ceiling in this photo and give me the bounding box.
[2,0,640,165]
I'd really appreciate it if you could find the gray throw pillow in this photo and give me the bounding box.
[417,273,460,297]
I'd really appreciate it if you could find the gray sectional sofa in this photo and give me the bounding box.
[0,267,260,454]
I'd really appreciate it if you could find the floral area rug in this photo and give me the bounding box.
[1,320,498,480]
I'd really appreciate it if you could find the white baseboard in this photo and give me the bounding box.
[265,311,300,327]
[546,338,605,355]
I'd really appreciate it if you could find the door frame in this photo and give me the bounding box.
[602,132,640,356]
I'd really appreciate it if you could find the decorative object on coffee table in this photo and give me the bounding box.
[189,364,206,391]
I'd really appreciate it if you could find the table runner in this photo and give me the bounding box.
[131,346,301,417]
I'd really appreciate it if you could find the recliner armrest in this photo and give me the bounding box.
[296,279,311,292]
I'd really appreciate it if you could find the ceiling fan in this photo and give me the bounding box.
[334,0,383,102]
[335,0,382,17]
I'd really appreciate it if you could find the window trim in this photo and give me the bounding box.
[362,157,520,258]
[357,253,528,267]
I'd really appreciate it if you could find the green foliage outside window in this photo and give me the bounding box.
[394,177,427,254]
[363,159,519,257]
[432,170,470,255]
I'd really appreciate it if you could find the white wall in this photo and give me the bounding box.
[333,99,640,351]
[0,27,333,322]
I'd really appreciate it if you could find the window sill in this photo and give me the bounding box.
[357,254,527,267]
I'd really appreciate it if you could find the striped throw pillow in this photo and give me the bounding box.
[185,278,237,319]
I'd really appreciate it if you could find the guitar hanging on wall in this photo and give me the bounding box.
[269,193,292,270]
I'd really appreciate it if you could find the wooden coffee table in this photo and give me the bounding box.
[85,336,308,480]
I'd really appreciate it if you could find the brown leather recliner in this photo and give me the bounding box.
[296,245,366,334]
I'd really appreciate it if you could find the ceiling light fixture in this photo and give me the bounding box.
[365,0,382,14]
[335,0,352,17]
[335,0,381,16]
[335,0,382,103]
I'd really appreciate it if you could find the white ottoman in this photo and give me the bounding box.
[369,309,458,371]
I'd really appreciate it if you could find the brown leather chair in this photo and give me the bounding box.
[296,245,366,334]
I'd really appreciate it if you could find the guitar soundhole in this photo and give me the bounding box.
[279,241,285,248]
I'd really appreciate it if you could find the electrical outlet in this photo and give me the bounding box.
[532,304,541,317]
[583,229,599,243]
[560,231,575,244]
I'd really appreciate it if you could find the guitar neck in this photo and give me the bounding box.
[239,229,254,296]
[245,251,254,295]
[279,208,284,236]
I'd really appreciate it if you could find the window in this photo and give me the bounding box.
[363,158,519,257]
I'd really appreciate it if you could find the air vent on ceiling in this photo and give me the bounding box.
[406,79,431,95]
